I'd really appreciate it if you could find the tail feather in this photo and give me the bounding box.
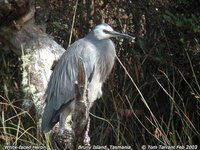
[41,99,74,133]
[41,101,59,133]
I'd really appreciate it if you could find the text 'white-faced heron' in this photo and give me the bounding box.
[41,23,135,133]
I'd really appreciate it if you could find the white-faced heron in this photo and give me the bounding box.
[41,23,135,133]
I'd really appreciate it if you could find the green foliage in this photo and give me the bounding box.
[1,0,200,149]
[163,10,200,33]
[52,21,66,31]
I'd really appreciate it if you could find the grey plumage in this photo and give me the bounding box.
[41,23,135,133]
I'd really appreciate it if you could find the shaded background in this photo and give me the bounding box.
[1,0,200,149]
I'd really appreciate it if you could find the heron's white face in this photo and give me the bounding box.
[93,23,115,40]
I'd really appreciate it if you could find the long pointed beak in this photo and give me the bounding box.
[108,30,135,40]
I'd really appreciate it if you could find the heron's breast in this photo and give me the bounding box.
[97,49,115,82]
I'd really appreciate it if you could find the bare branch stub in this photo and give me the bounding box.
[73,57,90,148]
[50,128,74,150]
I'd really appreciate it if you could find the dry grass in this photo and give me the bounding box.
[0,0,199,149]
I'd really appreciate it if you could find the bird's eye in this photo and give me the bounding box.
[103,29,110,34]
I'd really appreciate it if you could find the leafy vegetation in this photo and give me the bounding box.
[0,0,199,149]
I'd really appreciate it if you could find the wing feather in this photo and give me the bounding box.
[42,38,97,130]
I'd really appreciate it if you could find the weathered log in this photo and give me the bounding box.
[0,0,65,124]
[0,0,32,28]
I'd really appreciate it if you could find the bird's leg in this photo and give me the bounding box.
[59,108,70,134]
[59,114,66,134]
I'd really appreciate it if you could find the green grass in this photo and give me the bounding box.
[0,95,51,149]
[89,53,200,148]
[0,49,199,149]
